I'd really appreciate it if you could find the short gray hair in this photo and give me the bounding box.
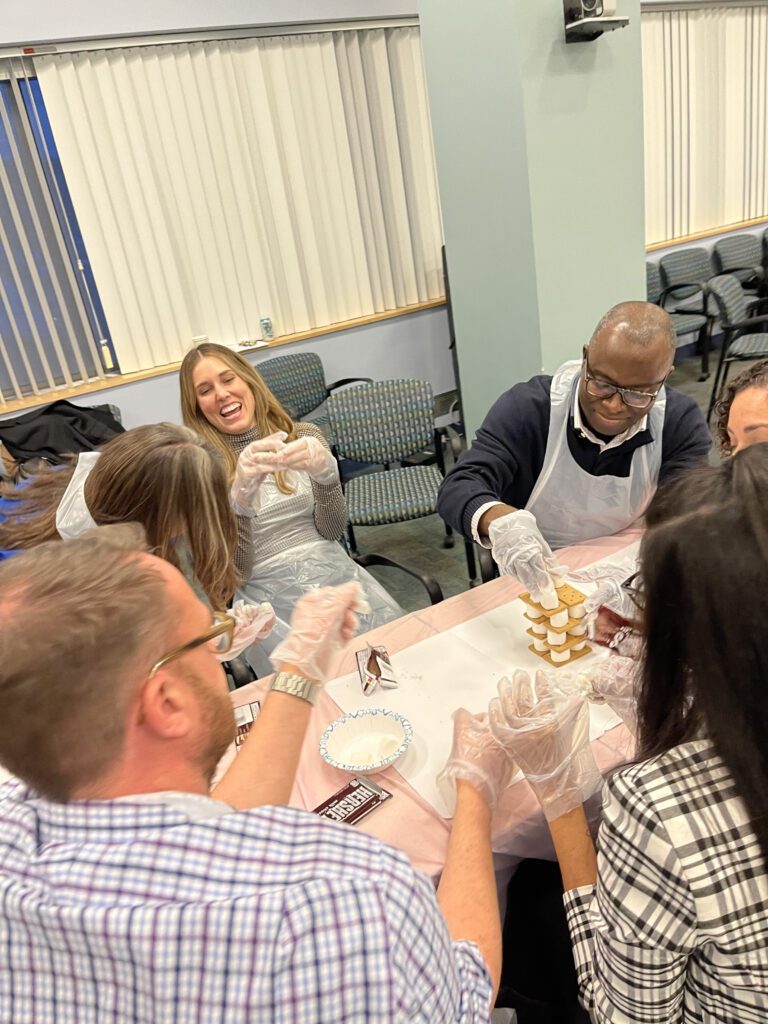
[591,301,676,356]
[0,523,169,801]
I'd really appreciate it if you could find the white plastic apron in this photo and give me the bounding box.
[236,469,403,675]
[525,360,665,549]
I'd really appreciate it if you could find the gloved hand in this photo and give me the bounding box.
[436,708,517,816]
[216,600,277,662]
[488,669,602,821]
[230,431,288,515]
[587,655,639,735]
[270,435,339,486]
[488,510,566,604]
[573,562,639,622]
[270,581,370,682]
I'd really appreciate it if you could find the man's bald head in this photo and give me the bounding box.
[579,301,676,438]
[590,301,676,357]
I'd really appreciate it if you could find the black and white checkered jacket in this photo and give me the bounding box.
[564,738,768,1023]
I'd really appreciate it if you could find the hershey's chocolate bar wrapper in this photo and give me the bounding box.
[234,700,261,750]
[313,776,392,826]
[592,606,641,657]
[356,644,398,696]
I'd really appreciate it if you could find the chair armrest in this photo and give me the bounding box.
[659,281,709,309]
[326,377,373,391]
[477,544,497,584]
[353,553,444,605]
[724,312,768,330]
[443,423,465,459]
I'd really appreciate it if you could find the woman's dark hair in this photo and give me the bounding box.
[713,357,768,453]
[638,444,768,866]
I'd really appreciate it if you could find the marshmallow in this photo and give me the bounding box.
[540,590,559,610]
[530,620,548,636]
[570,603,586,619]
[547,629,567,646]
[572,640,586,651]
[568,622,587,637]
[549,608,569,629]
[533,636,548,652]
[550,648,571,664]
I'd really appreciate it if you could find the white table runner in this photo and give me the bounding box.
[326,546,640,818]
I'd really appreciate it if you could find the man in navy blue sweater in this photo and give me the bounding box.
[437,302,711,601]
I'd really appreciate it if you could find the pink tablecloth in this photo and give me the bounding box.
[231,528,641,877]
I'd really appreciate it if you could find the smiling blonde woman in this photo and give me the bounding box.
[179,343,403,665]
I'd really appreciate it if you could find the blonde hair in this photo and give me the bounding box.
[0,424,239,608]
[179,342,297,494]
[0,523,167,801]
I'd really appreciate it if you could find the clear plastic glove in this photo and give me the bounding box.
[587,655,639,735]
[488,669,602,821]
[573,562,638,622]
[269,581,370,683]
[269,435,339,486]
[216,600,276,661]
[230,431,288,515]
[488,510,567,604]
[436,708,517,816]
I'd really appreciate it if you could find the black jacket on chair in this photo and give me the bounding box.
[0,400,124,466]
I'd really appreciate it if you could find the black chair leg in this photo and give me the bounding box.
[354,552,445,605]
[697,321,710,382]
[347,524,358,554]
[443,522,455,549]
[706,328,732,423]
[464,539,478,587]
[706,357,730,423]
[478,545,498,584]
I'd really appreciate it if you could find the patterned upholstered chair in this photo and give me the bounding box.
[713,233,763,287]
[706,274,768,421]
[256,352,370,441]
[646,261,709,362]
[658,246,717,379]
[327,379,478,589]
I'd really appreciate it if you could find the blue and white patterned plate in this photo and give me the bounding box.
[320,708,413,775]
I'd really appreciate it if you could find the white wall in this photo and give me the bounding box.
[420,0,645,437]
[0,1,416,46]
[29,306,453,430]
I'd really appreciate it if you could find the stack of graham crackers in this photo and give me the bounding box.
[520,583,591,667]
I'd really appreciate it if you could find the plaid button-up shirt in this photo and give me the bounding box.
[564,739,768,1023]
[0,781,492,1023]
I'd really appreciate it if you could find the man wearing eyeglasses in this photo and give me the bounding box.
[0,525,507,1023]
[438,302,711,599]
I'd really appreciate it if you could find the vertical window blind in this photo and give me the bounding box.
[0,66,108,403]
[642,4,768,244]
[33,28,444,376]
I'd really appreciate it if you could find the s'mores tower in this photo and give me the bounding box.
[520,584,591,667]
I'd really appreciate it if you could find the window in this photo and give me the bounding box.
[0,68,115,403]
[642,4,768,245]
[31,27,444,375]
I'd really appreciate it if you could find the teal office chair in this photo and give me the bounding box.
[327,378,478,590]
[646,261,709,364]
[706,274,768,422]
[256,352,371,441]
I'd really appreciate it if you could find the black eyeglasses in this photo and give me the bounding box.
[583,349,667,410]
[149,611,234,679]
[621,571,645,610]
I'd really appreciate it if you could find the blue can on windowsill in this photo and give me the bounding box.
[260,316,274,340]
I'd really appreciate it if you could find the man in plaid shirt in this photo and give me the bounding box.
[0,524,512,1024]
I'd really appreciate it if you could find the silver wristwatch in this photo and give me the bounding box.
[270,671,317,705]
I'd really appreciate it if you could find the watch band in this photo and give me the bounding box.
[270,671,317,705]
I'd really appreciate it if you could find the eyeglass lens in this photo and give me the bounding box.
[585,378,654,409]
